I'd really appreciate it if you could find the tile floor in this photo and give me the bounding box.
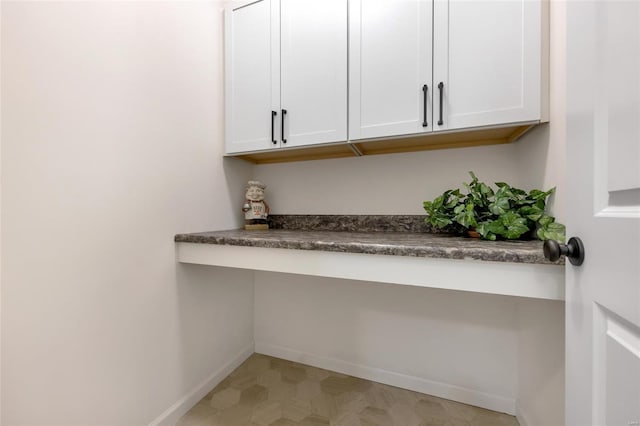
[177,354,520,426]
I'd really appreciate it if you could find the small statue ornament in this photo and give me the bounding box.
[242,180,270,230]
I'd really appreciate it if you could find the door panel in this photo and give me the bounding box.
[433,0,541,131]
[566,0,640,424]
[601,1,640,195]
[349,0,432,140]
[593,307,640,426]
[225,0,279,153]
[280,0,347,147]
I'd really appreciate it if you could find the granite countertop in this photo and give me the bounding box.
[175,216,561,265]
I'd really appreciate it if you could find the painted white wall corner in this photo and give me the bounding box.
[1,2,255,424]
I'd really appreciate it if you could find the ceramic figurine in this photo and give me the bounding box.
[242,180,270,230]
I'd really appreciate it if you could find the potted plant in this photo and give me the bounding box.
[423,172,565,241]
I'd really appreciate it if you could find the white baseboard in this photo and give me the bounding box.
[255,342,515,416]
[148,345,254,426]
[515,401,533,426]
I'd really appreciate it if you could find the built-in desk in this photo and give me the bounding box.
[175,216,564,418]
[175,219,564,301]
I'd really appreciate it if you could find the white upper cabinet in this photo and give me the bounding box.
[432,0,542,131]
[281,0,348,147]
[350,0,545,140]
[349,0,433,140]
[225,0,547,159]
[225,0,280,154]
[225,0,347,154]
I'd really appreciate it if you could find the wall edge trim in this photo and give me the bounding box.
[515,401,534,426]
[148,344,255,426]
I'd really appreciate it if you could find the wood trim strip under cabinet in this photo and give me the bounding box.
[229,122,539,164]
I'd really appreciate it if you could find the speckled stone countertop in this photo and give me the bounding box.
[267,215,438,233]
[175,216,561,265]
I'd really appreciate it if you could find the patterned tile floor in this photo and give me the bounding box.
[177,354,520,426]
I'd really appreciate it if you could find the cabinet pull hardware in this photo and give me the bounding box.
[281,109,287,144]
[271,111,277,144]
[437,82,444,126]
[422,84,429,127]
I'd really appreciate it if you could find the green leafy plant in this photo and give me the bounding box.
[423,172,565,241]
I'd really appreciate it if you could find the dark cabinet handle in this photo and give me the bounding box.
[437,82,444,126]
[271,111,277,144]
[281,109,287,144]
[543,237,585,266]
[422,85,428,127]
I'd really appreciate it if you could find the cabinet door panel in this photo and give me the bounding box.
[433,0,541,131]
[350,0,433,140]
[280,0,347,147]
[225,0,279,153]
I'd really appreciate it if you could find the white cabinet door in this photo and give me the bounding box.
[566,1,640,424]
[280,0,347,147]
[225,0,280,154]
[433,0,541,131]
[349,0,433,141]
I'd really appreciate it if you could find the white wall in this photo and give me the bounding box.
[516,299,565,426]
[255,143,525,215]
[1,2,254,425]
[255,272,519,413]
[514,0,567,224]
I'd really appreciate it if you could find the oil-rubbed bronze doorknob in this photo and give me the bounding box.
[543,237,585,266]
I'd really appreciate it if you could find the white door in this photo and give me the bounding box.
[225,0,280,154]
[349,0,433,141]
[280,0,347,147]
[566,1,640,425]
[433,0,541,131]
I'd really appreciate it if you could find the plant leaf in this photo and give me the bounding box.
[476,222,497,241]
[454,202,478,228]
[530,187,555,201]
[537,215,554,226]
[519,205,544,221]
[422,173,564,241]
[487,219,506,234]
[489,196,510,215]
[497,212,529,239]
[538,221,566,242]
